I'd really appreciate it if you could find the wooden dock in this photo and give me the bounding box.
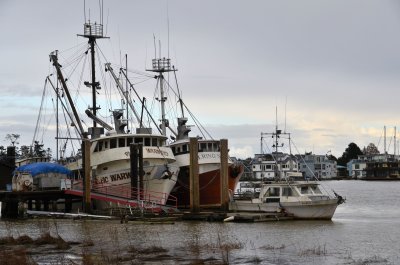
[224,212,294,222]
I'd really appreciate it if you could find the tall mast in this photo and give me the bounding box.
[125,54,129,132]
[147,57,176,136]
[78,20,108,138]
[394,126,397,156]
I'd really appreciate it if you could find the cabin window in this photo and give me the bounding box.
[300,186,312,194]
[182,144,188,152]
[171,146,176,153]
[266,187,280,197]
[207,143,212,151]
[282,187,293,196]
[110,138,117,149]
[311,186,322,194]
[144,138,151,146]
[135,137,143,144]
[94,142,99,152]
[152,138,158,147]
[200,143,206,151]
[104,140,109,149]
[98,141,103,152]
[118,138,126,148]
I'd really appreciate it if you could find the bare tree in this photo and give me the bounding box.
[363,143,380,155]
[5,133,20,146]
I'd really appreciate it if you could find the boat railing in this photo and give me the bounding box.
[83,23,104,37]
[308,195,332,201]
[71,181,177,209]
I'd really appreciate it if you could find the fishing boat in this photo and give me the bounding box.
[230,125,344,219]
[123,53,244,208]
[230,177,344,219]
[36,17,179,208]
[143,59,244,208]
[169,131,244,207]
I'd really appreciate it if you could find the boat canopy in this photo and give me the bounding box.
[14,162,72,178]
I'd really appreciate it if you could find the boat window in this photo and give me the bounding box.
[127,137,133,146]
[110,138,117,149]
[104,140,108,149]
[152,138,158,147]
[98,141,103,152]
[135,137,143,144]
[144,138,151,146]
[266,187,280,197]
[182,144,188,152]
[311,186,323,194]
[94,142,99,152]
[282,187,293,196]
[118,138,126,148]
[200,143,206,151]
[300,186,312,194]
[171,146,176,153]
[208,143,213,151]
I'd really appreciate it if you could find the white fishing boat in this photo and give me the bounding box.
[230,123,344,219]
[35,16,179,208]
[135,56,244,207]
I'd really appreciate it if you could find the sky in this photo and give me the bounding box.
[1,0,400,159]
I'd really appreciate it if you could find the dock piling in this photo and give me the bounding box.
[189,137,200,213]
[220,139,229,211]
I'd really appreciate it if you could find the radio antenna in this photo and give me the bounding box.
[284,96,287,133]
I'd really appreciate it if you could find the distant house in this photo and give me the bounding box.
[296,153,337,179]
[251,153,298,180]
[347,158,367,179]
[348,154,400,180]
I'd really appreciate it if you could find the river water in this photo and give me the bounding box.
[0,180,399,264]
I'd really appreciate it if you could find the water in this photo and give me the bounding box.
[1,180,399,264]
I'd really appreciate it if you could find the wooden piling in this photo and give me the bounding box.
[138,143,144,198]
[189,137,200,213]
[130,143,138,200]
[220,139,229,211]
[82,138,91,213]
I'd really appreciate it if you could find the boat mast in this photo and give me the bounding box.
[49,53,85,139]
[78,20,108,139]
[147,57,175,136]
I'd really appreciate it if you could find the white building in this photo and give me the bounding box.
[297,153,337,179]
[252,153,299,180]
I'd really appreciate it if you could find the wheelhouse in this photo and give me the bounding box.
[92,135,167,153]
[171,140,220,155]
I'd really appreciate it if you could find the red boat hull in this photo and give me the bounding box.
[170,164,243,208]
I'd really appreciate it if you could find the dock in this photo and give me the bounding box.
[224,212,294,222]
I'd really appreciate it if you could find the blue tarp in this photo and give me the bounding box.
[14,162,72,178]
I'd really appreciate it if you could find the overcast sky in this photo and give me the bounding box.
[1,0,400,158]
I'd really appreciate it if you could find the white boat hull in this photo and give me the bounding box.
[230,199,339,220]
[281,199,339,219]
